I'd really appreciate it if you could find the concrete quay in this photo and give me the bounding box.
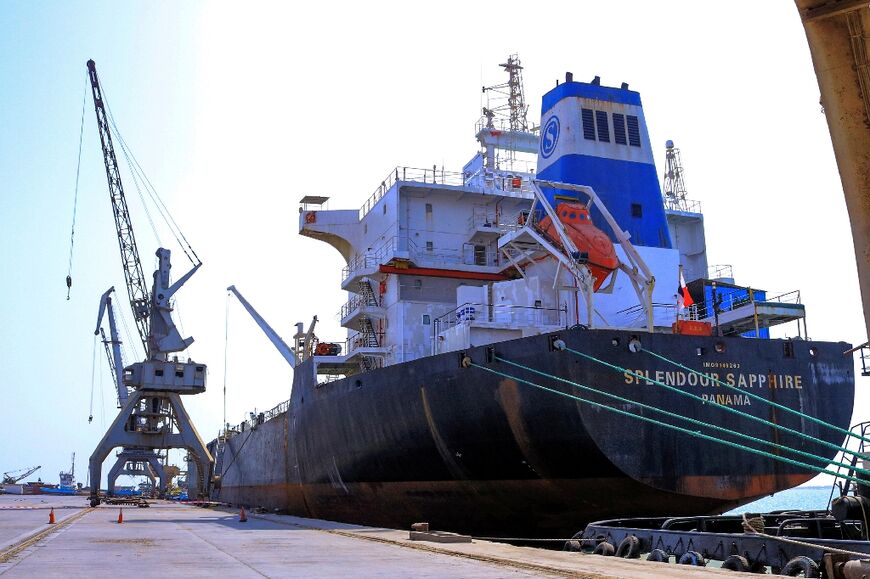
[0,494,756,577]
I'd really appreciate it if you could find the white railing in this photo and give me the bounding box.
[360,166,466,219]
[663,195,702,213]
[433,302,568,337]
[342,236,501,283]
[708,264,734,280]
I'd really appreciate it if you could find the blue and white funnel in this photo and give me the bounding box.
[537,75,671,249]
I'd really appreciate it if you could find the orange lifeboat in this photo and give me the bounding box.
[536,202,618,291]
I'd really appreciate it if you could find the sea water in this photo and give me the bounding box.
[726,485,835,514]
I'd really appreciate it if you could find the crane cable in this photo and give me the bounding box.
[102,90,199,266]
[88,333,97,423]
[66,77,87,300]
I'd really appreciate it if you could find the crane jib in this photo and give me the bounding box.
[86,60,150,355]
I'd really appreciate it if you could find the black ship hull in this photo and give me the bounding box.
[213,328,854,537]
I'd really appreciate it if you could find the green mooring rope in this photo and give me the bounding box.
[565,347,869,463]
[495,355,870,478]
[470,362,869,488]
[643,347,870,446]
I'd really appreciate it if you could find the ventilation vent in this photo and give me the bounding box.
[627,115,641,147]
[595,110,610,142]
[613,113,627,145]
[581,109,595,140]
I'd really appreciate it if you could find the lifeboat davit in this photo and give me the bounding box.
[537,202,619,291]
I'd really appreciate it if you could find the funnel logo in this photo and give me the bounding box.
[541,116,560,159]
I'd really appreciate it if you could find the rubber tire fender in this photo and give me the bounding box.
[646,548,669,563]
[562,540,582,552]
[678,550,706,566]
[615,535,641,559]
[721,555,750,572]
[592,541,615,556]
[780,556,820,577]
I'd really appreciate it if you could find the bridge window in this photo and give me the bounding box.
[581,109,595,140]
[627,115,641,147]
[595,110,610,142]
[613,113,627,145]
[631,203,643,218]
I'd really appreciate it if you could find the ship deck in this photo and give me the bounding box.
[0,494,758,577]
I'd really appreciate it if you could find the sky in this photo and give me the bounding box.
[0,1,866,489]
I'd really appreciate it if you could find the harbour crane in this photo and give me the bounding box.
[2,466,41,485]
[94,286,127,408]
[85,60,212,506]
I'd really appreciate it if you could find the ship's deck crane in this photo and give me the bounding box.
[226,285,298,367]
[85,59,212,506]
[2,466,41,485]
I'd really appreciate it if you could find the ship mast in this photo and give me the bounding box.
[480,54,535,173]
[662,139,690,212]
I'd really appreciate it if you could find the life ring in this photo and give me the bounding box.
[721,555,750,572]
[781,556,820,577]
[305,211,316,224]
[677,551,705,566]
[646,549,669,563]
[592,541,615,556]
[615,535,641,559]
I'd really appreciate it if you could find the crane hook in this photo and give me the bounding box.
[66,275,72,300]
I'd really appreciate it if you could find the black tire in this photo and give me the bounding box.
[646,548,669,563]
[562,540,582,552]
[678,550,706,566]
[722,555,750,572]
[615,535,641,559]
[592,541,615,556]
[780,556,820,577]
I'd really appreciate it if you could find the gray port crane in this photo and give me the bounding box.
[85,59,212,506]
[93,287,167,494]
[2,466,41,485]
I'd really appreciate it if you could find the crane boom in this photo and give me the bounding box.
[227,285,297,368]
[2,465,41,484]
[87,60,150,354]
[95,287,127,406]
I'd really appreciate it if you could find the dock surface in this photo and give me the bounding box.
[0,495,753,577]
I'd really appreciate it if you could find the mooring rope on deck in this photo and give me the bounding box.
[642,347,870,446]
[494,355,870,478]
[470,362,870,488]
[562,347,870,462]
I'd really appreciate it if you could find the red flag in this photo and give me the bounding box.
[678,270,694,307]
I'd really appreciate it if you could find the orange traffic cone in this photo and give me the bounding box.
[239,507,247,523]
[117,508,123,524]
[48,508,55,524]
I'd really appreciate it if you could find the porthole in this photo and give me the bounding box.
[809,347,817,357]
[714,342,726,353]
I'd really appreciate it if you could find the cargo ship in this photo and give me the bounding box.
[210,57,855,538]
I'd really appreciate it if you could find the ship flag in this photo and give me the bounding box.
[677,268,694,308]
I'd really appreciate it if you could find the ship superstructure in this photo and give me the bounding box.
[297,67,803,379]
